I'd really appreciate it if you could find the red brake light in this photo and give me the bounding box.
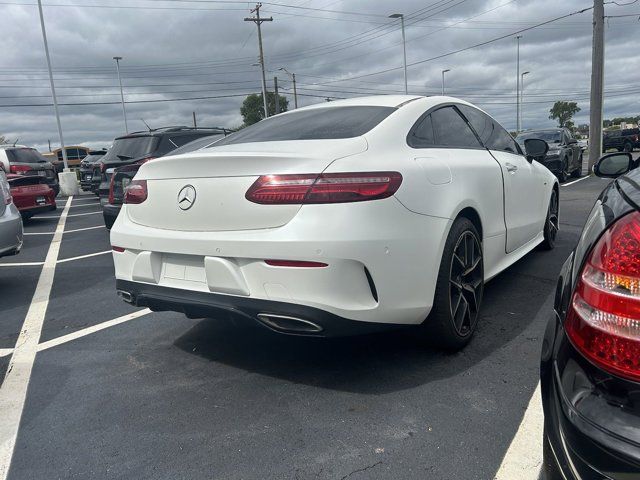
[566,211,640,382]
[112,246,125,253]
[123,179,147,204]
[108,174,116,205]
[136,157,155,165]
[265,260,328,268]
[9,165,31,175]
[246,172,403,205]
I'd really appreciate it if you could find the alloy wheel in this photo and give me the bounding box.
[449,231,483,336]
[547,191,559,244]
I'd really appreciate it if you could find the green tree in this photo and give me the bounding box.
[549,101,581,128]
[240,92,289,126]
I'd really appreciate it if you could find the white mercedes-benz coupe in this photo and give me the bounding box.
[111,95,559,349]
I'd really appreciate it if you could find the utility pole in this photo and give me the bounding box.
[273,76,280,114]
[47,139,51,152]
[192,111,197,128]
[279,67,297,109]
[113,56,128,134]
[588,0,605,173]
[520,71,530,131]
[245,3,272,119]
[516,35,522,133]
[389,13,408,94]
[37,0,68,172]
[441,69,450,96]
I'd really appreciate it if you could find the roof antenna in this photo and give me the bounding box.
[12,138,18,146]
[140,119,152,131]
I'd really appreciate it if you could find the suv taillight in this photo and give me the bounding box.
[566,211,640,382]
[245,172,403,205]
[123,179,147,204]
[10,165,31,175]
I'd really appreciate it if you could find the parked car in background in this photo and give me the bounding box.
[111,95,559,349]
[79,150,107,191]
[103,134,224,229]
[91,127,229,198]
[0,145,59,196]
[603,127,640,153]
[577,138,588,151]
[515,128,583,182]
[0,170,23,258]
[7,174,56,219]
[541,151,640,479]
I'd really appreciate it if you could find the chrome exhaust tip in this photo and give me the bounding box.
[257,313,323,335]
[116,290,133,304]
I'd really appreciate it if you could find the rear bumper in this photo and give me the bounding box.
[103,203,120,230]
[111,198,452,326]
[0,204,23,257]
[541,311,640,479]
[19,203,56,217]
[117,279,394,337]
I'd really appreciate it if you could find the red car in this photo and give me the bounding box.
[7,174,57,219]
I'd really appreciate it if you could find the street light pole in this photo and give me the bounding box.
[279,67,297,109]
[37,0,68,171]
[441,69,450,96]
[113,56,128,134]
[516,35,522,133]
[389,13,408,94]
[588,0,605,173]
[245,3,273,119]
[520,71,530,131]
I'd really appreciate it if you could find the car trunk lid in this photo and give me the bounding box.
[128,138,367,232]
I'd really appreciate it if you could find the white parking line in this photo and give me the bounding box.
[493,383,544,479]
[561,176,591,187]
[23,225,105,236]
[56,250,111,264]
[37,309,152,352]
[38,211,101,219]
[0,249,111,268]
[0,196,72,480]
[69,203,101,209]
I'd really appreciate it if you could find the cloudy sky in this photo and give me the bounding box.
[0,0,638,151]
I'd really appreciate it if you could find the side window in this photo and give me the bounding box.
[458,105,520,154]
[430,106,482,148]
[408,114,435,147]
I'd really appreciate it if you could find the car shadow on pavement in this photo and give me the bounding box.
[173,249,557,395]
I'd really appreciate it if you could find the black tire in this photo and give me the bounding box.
[571,155,583,178]
[624,142,633,153]
[541,189,559,250]
[557,158,568,183]
[419,217,484,351]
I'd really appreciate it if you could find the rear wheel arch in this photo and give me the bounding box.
[455,206,483,242]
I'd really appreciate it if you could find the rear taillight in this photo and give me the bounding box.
[108,174,116,205]
[100,162,107,173]
[566,211,640,382]
[123,179,147,205]
[136,157,155,165]
[246,172,402,205]
[0,180,11,205]
[10,165,31,175]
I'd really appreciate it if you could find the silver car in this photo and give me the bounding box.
[0,169,23,258]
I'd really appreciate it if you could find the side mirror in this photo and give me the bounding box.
[594,152,634,178]
[524,138,549,162]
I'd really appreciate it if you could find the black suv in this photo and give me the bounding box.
[603,128,639,153]
[79,150,107,191]
[515,128,583,182]
[91,127,230,198]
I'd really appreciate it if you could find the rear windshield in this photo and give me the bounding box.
[516,131,562,143]
[101,136,158,162]
[215,106,397,146]
[82,154,105,163]
[6,148,48,164]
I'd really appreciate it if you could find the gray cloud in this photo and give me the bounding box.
[1,0,638,151]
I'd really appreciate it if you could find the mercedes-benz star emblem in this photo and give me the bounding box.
[177,185,197,210]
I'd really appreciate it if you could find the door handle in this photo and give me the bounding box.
[505,162,518,173]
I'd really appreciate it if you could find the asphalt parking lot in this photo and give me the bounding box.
[0,171,629,479]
